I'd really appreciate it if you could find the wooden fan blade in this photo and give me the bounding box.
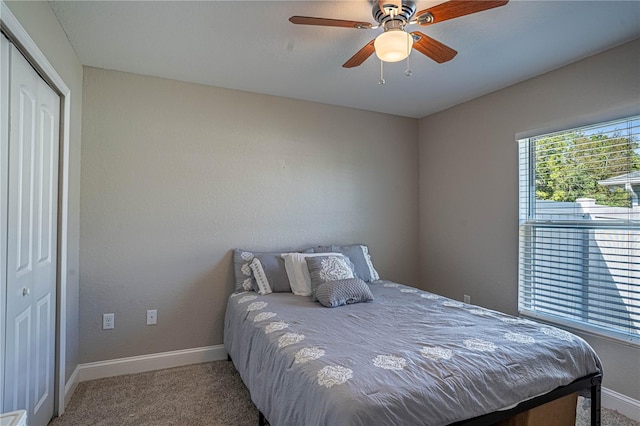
[411,32,457,63]
[289,16,372,29]
[416,1,508,26]
[343,40,376,68]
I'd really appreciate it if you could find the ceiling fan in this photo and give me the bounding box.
[289,0,508,68]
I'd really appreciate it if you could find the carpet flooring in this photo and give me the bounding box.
[50,361,638,426]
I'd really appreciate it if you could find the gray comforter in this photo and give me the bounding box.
[224,281,601,426]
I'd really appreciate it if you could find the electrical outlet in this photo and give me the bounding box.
[463,294,471,304]
[146,309,157,325]
[103,313,114,330]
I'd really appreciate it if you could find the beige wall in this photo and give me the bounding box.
[5,1,83,384]
[418,39,640,399]
[80,67,419,362]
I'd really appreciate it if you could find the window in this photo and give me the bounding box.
[518,115,640,344]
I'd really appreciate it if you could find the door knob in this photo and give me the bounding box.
[22,287,30,296]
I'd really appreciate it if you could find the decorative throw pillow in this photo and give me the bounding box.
[313,244,380,282]
[315,278,374,308]
[305,254,355,300]
[233,249,258,292]
[280,252,342,296]
[233,250,291,293]
[249,258,272,295]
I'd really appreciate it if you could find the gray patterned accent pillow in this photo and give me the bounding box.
[233,249,259,292]
[233,250,291,293]
[305,254,355,300]
[315,278,374,308]
[313,244,380,282]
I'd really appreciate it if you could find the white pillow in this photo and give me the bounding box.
[281,252,342,296]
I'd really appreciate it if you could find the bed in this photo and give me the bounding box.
[224,279,602,426]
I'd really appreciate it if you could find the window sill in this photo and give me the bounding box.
[519,310,640,348]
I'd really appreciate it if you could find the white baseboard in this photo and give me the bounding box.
[77,345,227,383]
[63,365,80,409]
[602,387,640,422]
[68,348,640,423]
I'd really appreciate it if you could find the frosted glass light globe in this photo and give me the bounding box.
[374,30,413,62]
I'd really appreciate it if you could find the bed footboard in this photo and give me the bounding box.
[255,373,602,426]
[254,374,601,426]
[452,373,602,426]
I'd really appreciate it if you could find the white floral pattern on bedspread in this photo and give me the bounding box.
[237,295,257,304]
[541,326,575,342]
[278,332,305,348]
[504,332,535,344]
[265,321,289,334]
[253,312,277,322]
[317,365,353,388]
[421,346,453,361]
[246,301,267,312]
[372,354,407,370]
[294,347,325,364]
[464,338,497,352]
[224,280,601,426]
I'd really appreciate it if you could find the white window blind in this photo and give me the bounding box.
[518,115,640,344]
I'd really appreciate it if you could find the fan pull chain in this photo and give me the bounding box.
[379,60,385,85]
[405,34,413,77]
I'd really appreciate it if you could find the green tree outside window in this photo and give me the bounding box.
[535,132,640,207]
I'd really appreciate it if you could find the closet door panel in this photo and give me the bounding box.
[0,34,10,416]
[14,75,36,278]
[11,307,32,412]
[31,76,58,421]
[4,41,59,426]
[37,99,55,265]
[5,38,39,416]
[34,293,52,413]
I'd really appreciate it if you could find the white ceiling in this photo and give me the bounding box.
[49,1,640,119]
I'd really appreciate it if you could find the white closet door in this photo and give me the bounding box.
[1,35,10,418]
[3,40,59,426]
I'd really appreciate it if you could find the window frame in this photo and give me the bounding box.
[517,115,640,346]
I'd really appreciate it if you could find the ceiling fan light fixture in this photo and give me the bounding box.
[374,29,413,62]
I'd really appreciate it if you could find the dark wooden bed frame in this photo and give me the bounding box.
[244,353,602,426]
